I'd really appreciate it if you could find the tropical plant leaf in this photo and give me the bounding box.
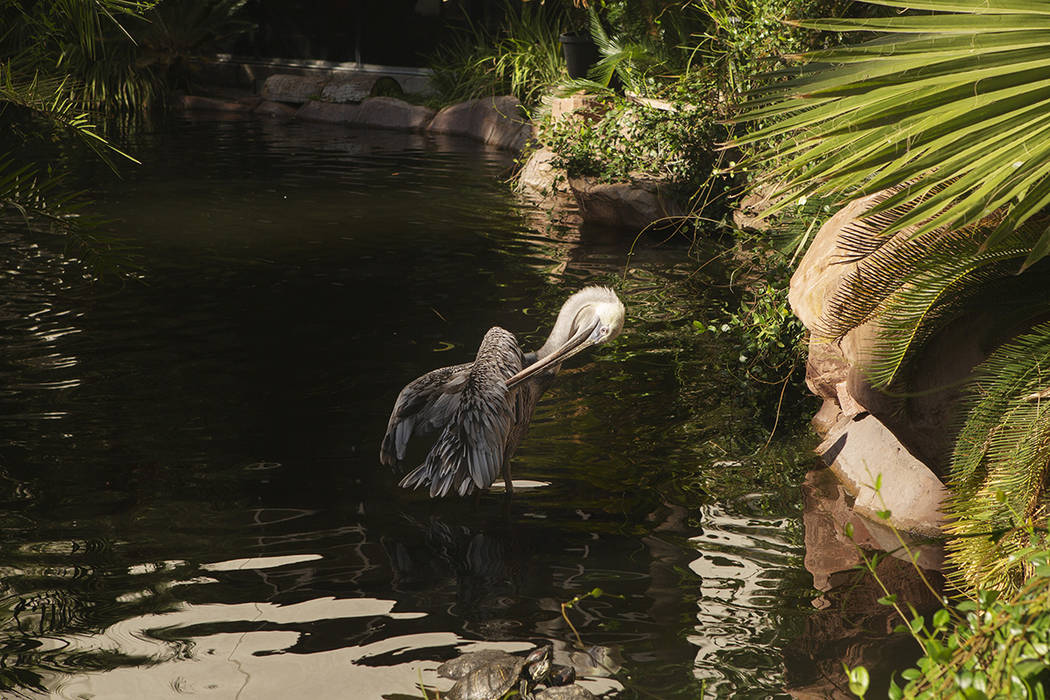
[946,323,1050,590]
[735,0,1050,269]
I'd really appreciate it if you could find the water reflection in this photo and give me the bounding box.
[0,115,825,698]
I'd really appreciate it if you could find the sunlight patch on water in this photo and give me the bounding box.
[488,479,551,492]
[49,597,438,699]
[201,553,324,572]
[687,503,805,694]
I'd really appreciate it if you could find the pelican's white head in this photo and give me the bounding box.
[556,285,625,350]
[506,286,625,388]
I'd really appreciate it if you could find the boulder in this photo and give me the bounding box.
[549,94,604,123]
[788,191,882,331]
[320,76,374,104]
[567,175,685,230]
[788,192,1006,475]
[803,340,851,401]
[817,413,947,537]
[516,147,568,198]
[355,97,434,131]
[254,100,297,119]
[261,74,327,104]
[295,98,434,131]
[295,100,359,124]
[731,182,779,233]
[428,96,533,151]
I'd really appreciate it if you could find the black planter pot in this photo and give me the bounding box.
[559,32,599,79]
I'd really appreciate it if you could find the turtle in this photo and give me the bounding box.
[547,664,576,686]
[533,685,598,700]
[438,649,518,681]
[442,646,553,700]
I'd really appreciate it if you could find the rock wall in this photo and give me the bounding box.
[177,79,692,232]
[175,74,532,153]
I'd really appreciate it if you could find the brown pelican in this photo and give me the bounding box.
[380,286,625,497]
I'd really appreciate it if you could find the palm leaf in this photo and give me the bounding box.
[946,323,1050,590]
[735,0,1050,270]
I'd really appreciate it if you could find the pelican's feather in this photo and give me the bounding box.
[396,327,524,497]
[380,362,470,467]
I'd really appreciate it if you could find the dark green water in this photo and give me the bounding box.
[0,115,822,698]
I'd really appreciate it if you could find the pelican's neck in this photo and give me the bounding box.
[536,286,617,360]
[537,306,578,361]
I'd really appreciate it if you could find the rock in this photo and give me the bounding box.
[835,380,866,419]
[567,175,685,230]
[428,96,533,151]
[811,399,841,436]
[816,413,947,537]
[803,340,851,401]
[788,191,883,331]
[355,96,434,131]
[789,191,1008,475]
[516,147,568,198]
[254,100,297,119]
[261,74,327,104]
[173,95,255,112]
[549,94,604,123]
[295,98,434,131]
[320,76,374,104]
[295,100,359,124]
[732,182,779,233]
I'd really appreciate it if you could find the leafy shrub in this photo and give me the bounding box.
[849,543,1050,699]
[537,95,723,198]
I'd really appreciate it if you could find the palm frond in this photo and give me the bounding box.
[735,0,1050,270]
[946,323,1050,590]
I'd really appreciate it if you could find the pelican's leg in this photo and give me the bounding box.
[502,460,513,495]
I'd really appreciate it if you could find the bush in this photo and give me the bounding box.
[849,542,1050,699]
[537,95,723,198]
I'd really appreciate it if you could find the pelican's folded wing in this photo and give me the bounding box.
[398,327,524,497]
[380,362,471,467]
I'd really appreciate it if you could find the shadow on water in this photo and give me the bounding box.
[0,114,897,698]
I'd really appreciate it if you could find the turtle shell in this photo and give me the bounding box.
[438,650,518,680]
[446,655,526,700]
[533,685,598,700]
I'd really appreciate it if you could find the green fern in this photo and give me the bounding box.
[946,324,1050,591]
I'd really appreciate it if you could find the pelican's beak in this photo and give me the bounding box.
[505,319,599,389]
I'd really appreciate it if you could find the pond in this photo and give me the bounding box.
[0,114,828,698]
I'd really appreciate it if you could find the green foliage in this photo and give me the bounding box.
[0,0,163,112]
[1,0,252,112]
[844,478,1050,699]
[581,8,683,97]
[0,0,160,273]
[851,547,1050,699]
[693,232,806,384]
[946,324,1050,592]
[733,0,1050,594]
[736,0,1050,272]
[538,96,722,197]
[694,0,851,95]
[427,2,567,108]
[133,0,254,93]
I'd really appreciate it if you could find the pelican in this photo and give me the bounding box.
[380,286,625,497]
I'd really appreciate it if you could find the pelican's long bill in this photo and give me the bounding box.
[504,319,598,389]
